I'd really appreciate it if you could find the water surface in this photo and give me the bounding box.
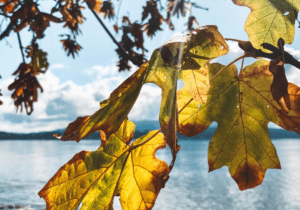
[1,139,300,210]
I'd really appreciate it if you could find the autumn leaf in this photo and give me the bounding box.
[145,25,228,166]
[232,0,300,50]
[8,63,43,114]
[178,60,300,190]
[269,58,291,111]
[57,63,150,141]
[86,0,102,12]
[187,16,198,31]
[100,0,114,20]
[141,0,164,37]
[61,36,83,58]
[58,26,228,168]
[39,119,169,210]
[0,0,18,13]
[180,64,209,105]
[60,2,85,35]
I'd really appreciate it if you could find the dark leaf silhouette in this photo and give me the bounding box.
[61,35,82,58]
[8,41,48,114]
[269,58,291,111]
[116,17,147,71]
[167,0,189,18]
[60,1,85,35]
[142,0,163,37]
[8,63,43,114]
[100,0,114,20]
[187,16,198,31]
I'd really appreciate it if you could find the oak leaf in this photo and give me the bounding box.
[178,60,300,190]
[39,119,169,210]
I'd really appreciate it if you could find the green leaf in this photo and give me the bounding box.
[39,119,169,210]
[178,60,300,190]
[233,0,300,50]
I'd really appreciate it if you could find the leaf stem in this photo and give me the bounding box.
[17,32,25,63]
[210,53,249,82]
[87,4,144,67]
[129,129,162,151]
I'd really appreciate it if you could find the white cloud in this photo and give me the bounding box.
[49,63,67,70]
[0,64,162,133]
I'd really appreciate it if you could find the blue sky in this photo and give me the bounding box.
[1,0,300,133]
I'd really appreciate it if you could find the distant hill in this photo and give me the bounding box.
[0,121,299,140]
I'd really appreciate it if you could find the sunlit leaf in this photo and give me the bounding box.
[58,63,150,141]
[39,119,169,210]
[178,60,300,190]
[86,0,102,12]
[233,0,300,50]
[180,64,209,104]
[145,25,228,166]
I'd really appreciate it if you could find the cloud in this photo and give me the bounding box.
[0,64,162,133]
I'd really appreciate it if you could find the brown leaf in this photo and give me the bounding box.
[113,24,119,33]
[0,0,19,13]
[60,3,85,34]
[86,0,102,12]
[187,16,198,31]
[269,58,291,111]
[142,0,163,37]
[100,0,114,19]
[9,42,48,115]
[61,36,82,58]
[167,0,189,18]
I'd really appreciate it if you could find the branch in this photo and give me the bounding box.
[87,4,144,67]
[225,38,300,70]
[0,19,16,40]
[17,32,25,63]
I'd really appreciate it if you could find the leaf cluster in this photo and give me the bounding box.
[0,0,207,112]
[5,0,300,209]
[8,39,48,114]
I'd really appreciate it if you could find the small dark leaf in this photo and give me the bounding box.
[141,0,163,37]
[61,36,82,58]
[269,58,291,111]
[100,0,114,20]
[60,3,85,35]
[187,16,198,31]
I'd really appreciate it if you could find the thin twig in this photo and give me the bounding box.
[17,32,25,63]
[115,0,123,24]
[87,4,143,66]
[210,53,249,82]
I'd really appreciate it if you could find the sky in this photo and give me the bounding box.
[1,0,300,133]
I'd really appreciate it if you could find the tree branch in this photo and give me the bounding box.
[17,32,25,63]
[87,4,144,67]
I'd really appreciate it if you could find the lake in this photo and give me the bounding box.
[1,139,300,210]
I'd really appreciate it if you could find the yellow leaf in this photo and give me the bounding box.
[39,119,169,210]
[145,25,228,166]
[180,64,209,104]
[178,60,300,190]
[57,63,149,142]
[233,0,300,50]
